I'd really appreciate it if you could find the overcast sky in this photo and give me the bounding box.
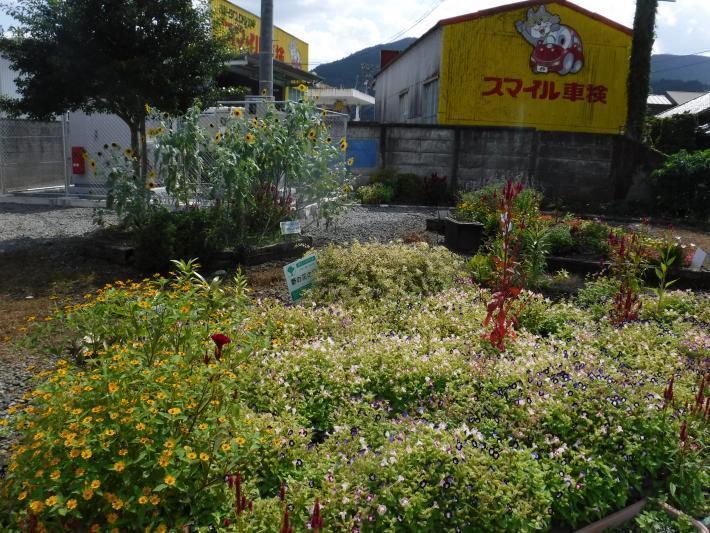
[1,0,709,70]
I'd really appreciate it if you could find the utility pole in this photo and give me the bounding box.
[626,0,674,141]
[259,0,274,98]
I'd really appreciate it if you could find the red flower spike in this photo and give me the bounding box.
[679,420,688,445]
[279,481,286,502]
[310,499,324,532]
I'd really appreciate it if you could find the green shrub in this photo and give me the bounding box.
[576,275,620,319]
[368,169,428,204]
[546,224,575,255]
[356,182,395,205]
[468,253,494,285]
[651,149,710,220]
[452,184,542,235]
[134,208,219,273]
[577,219,612,257]
[309,241,464,303]
[647,114,698,154]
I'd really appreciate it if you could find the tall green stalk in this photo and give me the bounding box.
[627,0,659,141]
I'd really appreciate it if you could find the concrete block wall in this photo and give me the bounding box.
[348,122,648,207]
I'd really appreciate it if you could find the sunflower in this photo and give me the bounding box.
[214,131,223,143]
[231,107,244,118]
[297,83,308,92]
[245,132,255,144]
[124,148,134,159]
[307,129,317,141]
[347,157,354,166]
[339,138,348,152]
[325,136,332,144]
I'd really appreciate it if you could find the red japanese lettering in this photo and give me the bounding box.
[504,78,523,97]
[540,81,561,100]
[563,83,585,102]
[586,85,608,104]
[482,77,504,97]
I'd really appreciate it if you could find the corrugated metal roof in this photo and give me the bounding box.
[647,94,672,106]
[657,92,710,118]
[666,91,705,106]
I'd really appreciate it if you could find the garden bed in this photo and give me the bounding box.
[1,242,707,532]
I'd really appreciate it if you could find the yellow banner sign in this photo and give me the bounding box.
[211,0,309,71]
[439,3,632,134]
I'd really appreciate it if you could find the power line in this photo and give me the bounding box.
[652,56,710,75]
[385,0,446,44]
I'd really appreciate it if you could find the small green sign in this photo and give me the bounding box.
[283,254,318,301]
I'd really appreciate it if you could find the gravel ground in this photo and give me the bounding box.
[304,205,440,246]
[0,204,117,253]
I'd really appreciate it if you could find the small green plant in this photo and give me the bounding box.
[468,253,494,285]
[653,243,679,312]
[356,183,395,205]
[652,149,710,219]
[607,231,648,325]
[546,224,575,255]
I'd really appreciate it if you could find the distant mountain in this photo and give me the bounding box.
[650,54,710,91]
[313,38,416,93]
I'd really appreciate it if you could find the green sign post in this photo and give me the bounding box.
[283,254,318,301]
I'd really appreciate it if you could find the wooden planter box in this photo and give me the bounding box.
[444,217,483,254]
[425,218,446,234]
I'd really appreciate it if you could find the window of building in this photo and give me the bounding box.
[399,91,409,121]
[422,78,439,123]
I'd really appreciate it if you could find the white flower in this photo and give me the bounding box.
[400,498,409,507]
[377,504,387,515]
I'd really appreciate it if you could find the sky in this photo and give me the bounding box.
[1,0,709,70]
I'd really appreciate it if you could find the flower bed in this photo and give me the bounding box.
[0,247,708,531]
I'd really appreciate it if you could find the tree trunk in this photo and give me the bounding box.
[626,0,658,142]
[140,115,148,184]
[129,122,141,183]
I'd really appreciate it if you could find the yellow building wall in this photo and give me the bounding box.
[438,4,631,134]
[211,0,309,72]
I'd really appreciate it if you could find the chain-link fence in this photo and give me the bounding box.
[1,101,350,200]
[0,118,67,195]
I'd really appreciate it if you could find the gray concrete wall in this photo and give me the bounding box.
[349,122,655,207]
[375,28,442,124]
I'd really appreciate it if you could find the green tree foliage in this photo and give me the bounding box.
[651,149,710,220]
[646,114,698,154]
[627,0,659,141]
[0,0,228,181]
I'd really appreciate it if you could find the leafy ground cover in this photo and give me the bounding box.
[1,242,707,531]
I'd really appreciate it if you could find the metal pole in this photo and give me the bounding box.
[62,113,70,197]
[259,0,274,98]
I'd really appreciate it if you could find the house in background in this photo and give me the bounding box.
[646,90,705,116]
[373,0,633,135]
[656,91,710,148]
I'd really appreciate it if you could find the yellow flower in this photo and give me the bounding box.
[199,452,209,462]
[214,131,222,143]
[124,147,134,158]
[108,382,118,394]
[144,103,152,114]
[66,498,77,510]
[297,83,308,92]
[135,423,146,431]
[164,474,176,486]
[75,467,85,477]
[81,449,92,460]
[111,498,123,510]
[186,452,197,460]
[339,138,348,152]
[220,442,231,452]
[307,129,317,141]
[91,480,101,489]
[45,495,58,506]
[167,408,181,416]
[347,157,355,166]
[29,500,44,513]
[231,107,244,118]
[245,132,255,144]
[69,449,80,459]
[198,423,208,431]
[150,495,160,505]
[50,470,60,480]
[104,429,115,437]
[236,436,246,446]
[118,448,128,456]
[113,461,125,473]
[107,512,118,524]
[18,491,27,501]
[158,456,170,468]
[138,495,149,505]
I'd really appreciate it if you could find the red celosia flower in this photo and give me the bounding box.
[679,420,688,445]
[210,333,231,360]
[310,499,324,532]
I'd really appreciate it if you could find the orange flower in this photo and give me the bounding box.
[113,461,125,473]
[82,489,94,500]
[164,474,176,486]
[90,479,101,489]
[66,498,77,510]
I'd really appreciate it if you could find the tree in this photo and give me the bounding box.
[626,0,659,141]
[0,0,229,181]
